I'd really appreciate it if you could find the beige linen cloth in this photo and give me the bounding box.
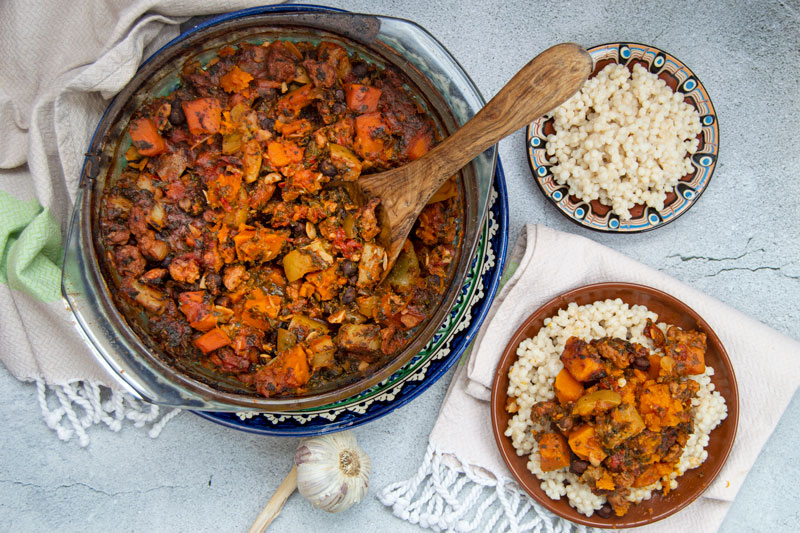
[0,0,280,446]
[380,224,800,532]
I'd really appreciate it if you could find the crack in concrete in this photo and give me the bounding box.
[666,238,767,264]
[0,478,189,497]
[702,265,800,279]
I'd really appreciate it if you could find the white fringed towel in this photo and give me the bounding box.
[379,224,800,532]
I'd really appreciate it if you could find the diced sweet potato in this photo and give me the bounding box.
[633,462,673,488]
[638,382,683,430]
[182,98,222,135]
[568,425,607,466]
[267,140,303,167]
[554,368,584,404]
[560,336,607,382]
[345,83,382,113]
[194,327,231,354]
[276,83,320,118]
[354,112,388,160]
[403,129,433,161]
[305,265,343,301]
[220,66,254,93]
[129,118,167,156]
[234,227,286,263]
[537,432,571,472]
[596,472,616,491]
[242,290,281,330]
[206,172,242,209]
[281,344,310,384]
[665,326,706,375]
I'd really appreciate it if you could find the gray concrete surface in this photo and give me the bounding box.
[2,0,799,531]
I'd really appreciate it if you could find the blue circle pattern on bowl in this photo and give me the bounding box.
[193,159,509,436]
[526,43,720,233]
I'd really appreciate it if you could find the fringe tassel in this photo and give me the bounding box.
[378,443,598,533]
[34,377,180,447]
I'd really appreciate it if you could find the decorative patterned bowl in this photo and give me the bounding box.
[490,283,738,528]
[526,43,719,233]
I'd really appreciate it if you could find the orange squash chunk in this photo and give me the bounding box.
[560,336,607,382]
[194,327,231,354]
[638,382,684,430]
[665,326,706,375]
[242,289,281,330]
[345,83,382,113]
[182,98,222,135]
[568,425,607,466]
[220,66,254,93]
[554,368,584,404]
[537,432,571,472]
[354,112,388,160]
[129,118,167,156]
[404,129,433,161]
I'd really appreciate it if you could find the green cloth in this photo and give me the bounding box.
[0,190,63,302]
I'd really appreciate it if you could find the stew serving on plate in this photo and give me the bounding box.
[98,39,461,397]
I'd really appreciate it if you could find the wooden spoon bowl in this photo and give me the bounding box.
[355,42,593,274]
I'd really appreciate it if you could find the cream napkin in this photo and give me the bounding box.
[380,224,800,532]
[0,0,280,445]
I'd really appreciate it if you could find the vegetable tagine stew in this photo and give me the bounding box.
[99,39,461,398]
[521,321,709,517]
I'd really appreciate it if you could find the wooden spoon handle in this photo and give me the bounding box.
[414,42,592,197]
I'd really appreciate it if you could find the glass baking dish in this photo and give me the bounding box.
[61,4,496,411]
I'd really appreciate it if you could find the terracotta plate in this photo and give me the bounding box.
[490,282,739,528]
[526,43,720,233]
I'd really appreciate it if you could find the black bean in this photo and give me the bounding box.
[632,356,651,371]
[569,460,589,476]
[331,102,347,115]
[348,274,358,285]
[215,295,232,308]
[341,286,356,304]
[168,103,185,125]
[340,260,357,277]
[351,61,368,79]
[259,116,275,131]
[320,160,338,177]
[596,504,613,519]
[291,221,306,238]
[334,88,345,101]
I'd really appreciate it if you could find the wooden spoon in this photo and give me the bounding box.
[356,42,592,275]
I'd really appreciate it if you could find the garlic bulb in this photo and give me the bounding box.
[295,431,371,513]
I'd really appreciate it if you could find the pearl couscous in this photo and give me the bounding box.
[545,64,702,220]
